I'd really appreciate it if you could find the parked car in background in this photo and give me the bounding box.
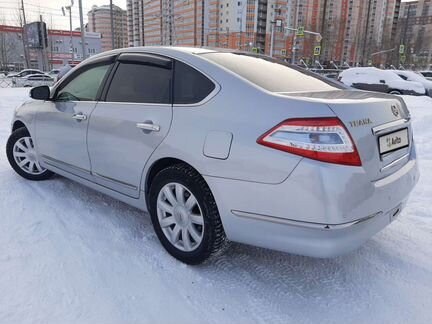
[7,69,44,79]
[420,71,432,81]
[47,69,60,78]
[6,47,419,264]
[12,74,55,87]
[339,67,426,95]
[56,64,76,81]
[394,70,432,96]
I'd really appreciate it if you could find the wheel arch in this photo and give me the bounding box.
[144,157,203,201]
[12,119,28,132]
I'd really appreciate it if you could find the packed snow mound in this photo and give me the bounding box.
[339,67,426,94]
[0,88,432,324]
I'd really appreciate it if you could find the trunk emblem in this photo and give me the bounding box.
[349,118,372,127]
[391,105,400,117]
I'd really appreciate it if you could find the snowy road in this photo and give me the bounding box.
[0,88,431,324]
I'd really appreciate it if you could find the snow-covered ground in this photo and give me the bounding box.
[0,88,431,324]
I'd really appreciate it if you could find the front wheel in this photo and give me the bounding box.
[6,127,54,181]
[148,164,226,264]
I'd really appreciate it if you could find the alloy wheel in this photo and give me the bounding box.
[12,136,46,175]
[156,182,204,252]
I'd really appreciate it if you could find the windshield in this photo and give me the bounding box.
[200,52,345,93]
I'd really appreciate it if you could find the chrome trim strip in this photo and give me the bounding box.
[380,153,410,172]
[372,118,410,135]
[231,210,383,230]
[93,172,138,190]
[41,154,90,174]
[96,101,171,107]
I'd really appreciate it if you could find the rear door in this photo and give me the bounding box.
[87,53,173,198]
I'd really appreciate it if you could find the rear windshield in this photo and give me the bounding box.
[200,52,344,93]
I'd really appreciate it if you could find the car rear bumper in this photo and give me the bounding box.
[204,153,419,257]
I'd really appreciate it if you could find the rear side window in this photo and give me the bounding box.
[173,61,215,104]
[106,62,172,104]
[201,52,343,93]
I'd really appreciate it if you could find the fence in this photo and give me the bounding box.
[0,77,55,88]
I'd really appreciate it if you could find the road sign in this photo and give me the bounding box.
[275,19,282,27]
[281,49,287,56]
[297,26,304,37]
[399,45,405,54]
[313,46,321,56]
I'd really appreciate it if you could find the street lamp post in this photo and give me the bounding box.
[62,1,74,64]
[78,0,86,59]
[285,27,322,64]
[292,0,300,64]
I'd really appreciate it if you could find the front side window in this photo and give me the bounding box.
[105,62,172,104]
[173,61,215,104]
[56,64,111,101]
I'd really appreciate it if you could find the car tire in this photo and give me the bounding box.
[6,127,54,181]
[148,163,226,264]
[389,90,402,95]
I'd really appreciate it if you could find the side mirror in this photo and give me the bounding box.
[30,85,50,100]
[379,80,386,84]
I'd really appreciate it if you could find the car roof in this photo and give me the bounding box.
[82,46,233,65]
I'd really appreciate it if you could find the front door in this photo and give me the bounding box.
[87,53,173,198]
[36,60,113,178]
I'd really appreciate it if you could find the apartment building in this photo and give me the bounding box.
[125,0,404,65]
[87,4,128,51]
[397,0,432,67]
[127,0,208,46]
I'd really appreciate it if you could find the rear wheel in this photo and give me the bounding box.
[148,163,226,264]
[6,127,54,181]
[389,89,402,95]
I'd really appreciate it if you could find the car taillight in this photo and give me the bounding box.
[257,117,362,166]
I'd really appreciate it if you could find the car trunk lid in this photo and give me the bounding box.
[278,90,413,180]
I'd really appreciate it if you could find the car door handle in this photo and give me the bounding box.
[136,122,160,132]
[72,113,87,121]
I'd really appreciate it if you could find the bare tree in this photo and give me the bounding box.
[0,13,21,70]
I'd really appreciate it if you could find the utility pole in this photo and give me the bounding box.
[402,3,413,48]
[270,22,275,57]
[292,0,300,64]
[110,0,115,49]
[320,0,328,61]
[69,7,73,63]
[362,0,373,65]
[141,0,145,46]
[62,1,74,64]
[78,0,86,59]
[20,0,30,68]
[40,15,49,71]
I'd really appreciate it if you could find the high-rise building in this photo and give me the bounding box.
[87,4,128,51]
[397,0,432,67]
[125,0,405,66]
[127,0,208,47]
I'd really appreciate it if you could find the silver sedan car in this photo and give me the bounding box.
[6,47,419,264]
